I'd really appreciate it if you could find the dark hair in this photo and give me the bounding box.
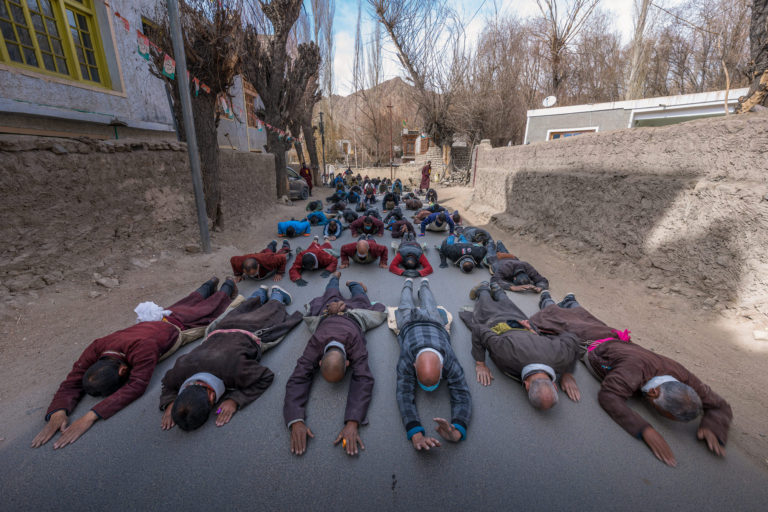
[403,255,418,269]
[460,259,475,273]
[452,211,461,224]
[302,253,317,269]
[364,216,372,224]
[82,358,127,397]
[171,385,213,431]
[286,225,296,237]
[437,212,446,223]
[242,258,258,273]
[512,273,532,286]
[652,381,703,422]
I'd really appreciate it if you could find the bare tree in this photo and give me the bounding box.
[738,0,768,111]
[534,0,601,100]
[369,0,467,149]
[242,0,320,197]
[626,0,654,100]
[147,0,243,228]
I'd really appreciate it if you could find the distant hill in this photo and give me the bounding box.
[328,77,424,138]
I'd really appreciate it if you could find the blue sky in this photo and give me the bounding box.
[322,0,685,95]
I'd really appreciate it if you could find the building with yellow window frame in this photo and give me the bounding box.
[0,0,267,148]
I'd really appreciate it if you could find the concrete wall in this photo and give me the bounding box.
[525,109,630,143]
[470,112,768,312]
[0,135,276,294]
[0,0,175,138]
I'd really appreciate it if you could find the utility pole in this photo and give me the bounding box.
[387,104,393,180]
[166,0,211,253]
[319,111,327,185]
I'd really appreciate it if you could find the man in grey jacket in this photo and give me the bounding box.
[460,281,582,410]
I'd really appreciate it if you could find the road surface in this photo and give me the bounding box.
[1,200,766,511]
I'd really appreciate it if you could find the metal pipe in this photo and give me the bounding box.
[319,111,326,185]
[166,0,211,253]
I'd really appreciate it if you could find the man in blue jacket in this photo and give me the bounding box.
[419,211,455,236]
[278,219,312,237]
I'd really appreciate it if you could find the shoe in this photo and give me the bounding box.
[538,290,552,310]
[469,281,490,300]
[196,277,220,298]
[490,282,504,299]
[419,277,429,286]
[221,278,238,300]
[269,285,292,305]
[250,285,269,300]
[404,278,414,286]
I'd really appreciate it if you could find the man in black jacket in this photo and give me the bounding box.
[438,233,487,273]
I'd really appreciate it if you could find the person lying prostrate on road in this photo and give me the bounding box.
[486,240,549,292]
[419,211,455,236]
[278,219,311,238]
[31,278,235,450]
[389,233,433,277]
[529,292,732,467]
[284,272,386,456]
[230,240,291,282]
[340,236,388,269]
[289,238,339,286]
[323,218,345,241]
[350,215,385,237]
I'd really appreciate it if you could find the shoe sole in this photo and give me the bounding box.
[269,285,292,305]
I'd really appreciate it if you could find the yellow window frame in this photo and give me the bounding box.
[0,0,110,88]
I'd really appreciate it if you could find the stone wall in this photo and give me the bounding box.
[0,136,275,294]
[468,112,768,313]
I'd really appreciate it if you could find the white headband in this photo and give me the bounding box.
[416,348,444,366]
[641,375,679,393]
[181,372,225,402]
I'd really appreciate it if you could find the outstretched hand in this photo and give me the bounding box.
[320,270,331,278]
[53,411,98,450]
[290,421,314,456]
[433,418,462,442]
[295,278,308,287]
[475,362,494,386]
[560,373,581,402]
[411,432,441,451]
[273,273,284,282]
[161,404,175,430]
[215,399,238,427]
[334,421,364,456]
[31,410,68,448]
[642,426,677,467]
[698,427,726,457]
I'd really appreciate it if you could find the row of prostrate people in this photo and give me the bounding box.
[31,179,731,467]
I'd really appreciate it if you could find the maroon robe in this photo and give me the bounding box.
[45,290,231,421]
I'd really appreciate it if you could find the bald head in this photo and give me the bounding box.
[356,240,370,255]
[526,373,559,410]
[320,348,347,383]
[414,351,442,388]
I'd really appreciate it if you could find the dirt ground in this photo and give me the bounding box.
[1,187,766,467]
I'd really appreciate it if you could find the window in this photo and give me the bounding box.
[0,0,109,87]
[547,128,598,140]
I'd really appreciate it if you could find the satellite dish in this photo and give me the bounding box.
[542,95,557,108]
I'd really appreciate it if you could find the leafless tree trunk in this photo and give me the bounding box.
[737,0,768,111]
[147,0,243,229]
[626,0,653,100]
[242,0,320,198]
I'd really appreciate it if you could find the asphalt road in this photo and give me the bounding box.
[1,196,767,511]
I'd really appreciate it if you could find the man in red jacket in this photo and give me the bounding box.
[299,164,313,196]
[389,233,433,277]
[339,236,388,269]
[289,238,339,287]
[31,278,235,450]
[230,240,291,283]
[349,215,384,237]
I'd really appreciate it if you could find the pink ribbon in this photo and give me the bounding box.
[587,329,631,352]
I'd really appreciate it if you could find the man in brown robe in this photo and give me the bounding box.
[284,272,386,457]
[530,293,733,467]
[159,286,302,431]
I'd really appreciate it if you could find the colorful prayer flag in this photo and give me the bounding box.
[115,12,129,32]
[137,31,150,60]
[201,83,211,94]
[193,77,200,96]
[162,54,176,79]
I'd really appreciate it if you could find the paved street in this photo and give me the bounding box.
[1,207,766,512]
